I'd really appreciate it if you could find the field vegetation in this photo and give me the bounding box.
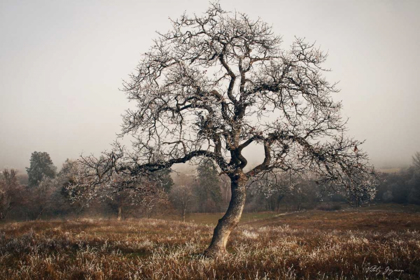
[1,205,419,279]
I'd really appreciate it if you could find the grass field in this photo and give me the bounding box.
[1,205,419,279]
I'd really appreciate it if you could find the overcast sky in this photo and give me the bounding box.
[1,0,419,172]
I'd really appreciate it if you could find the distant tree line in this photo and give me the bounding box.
[0,152,226,221]
[1,151,419,221]
[246,152,420,211]
[374,152,420,205]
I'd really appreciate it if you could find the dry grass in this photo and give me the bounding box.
[1,206,419,279]
[246,206,420,232]
[165,212,280,225]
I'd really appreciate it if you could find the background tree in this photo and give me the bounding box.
[412,152,420,171]
[0,169,26,220]
[27,177,56,220]
[26,151,56,188]
[102,176,168,220]
[408,152,420,204]
[195,159,222,212]
[151,168,174,194]
[68,155,171,219]
[248,171,320,211]
[247,171,291,212]
[78,4,376,256]
[170,173,196,221]
[47,159,88,217]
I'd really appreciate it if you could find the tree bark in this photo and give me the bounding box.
[36,206,45,220]
[182,207,186,222]
[204,172,247,257]
[117,206,122,221]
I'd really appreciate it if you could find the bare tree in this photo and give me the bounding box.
[248,171,301,211]
[78,4,376,256]
[195,158,222,212]
[413,152,420,172]
[170,174,196,222]
[0,169,26,220]
[30,177,56,220]
[67,155,169,218]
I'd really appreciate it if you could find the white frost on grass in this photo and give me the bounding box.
[242,230,259,239]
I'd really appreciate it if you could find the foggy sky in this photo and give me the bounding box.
[1,0,419,172]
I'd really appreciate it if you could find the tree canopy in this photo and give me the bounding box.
[76,3,376,255]
[26,151,56,188]
[88,4,375,191]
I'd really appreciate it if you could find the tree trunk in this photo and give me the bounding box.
[117,206,122,221]
[36,206,45,220]
[204,172,247,257]
[182,207,186,222]
[76,205,84,217]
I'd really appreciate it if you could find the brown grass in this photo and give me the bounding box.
[1,206,419,279]
[246,206,420,232]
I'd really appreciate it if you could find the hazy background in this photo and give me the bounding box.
[1,0,419,172]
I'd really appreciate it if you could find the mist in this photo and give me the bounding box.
[1,2,420,277]
[1,0,420,171]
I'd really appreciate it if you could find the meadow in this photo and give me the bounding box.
[1,205,419,279]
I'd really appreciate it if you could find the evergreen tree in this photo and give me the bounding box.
[26,151,56,188]
[196,159,222,212]
[154,168,174,193]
